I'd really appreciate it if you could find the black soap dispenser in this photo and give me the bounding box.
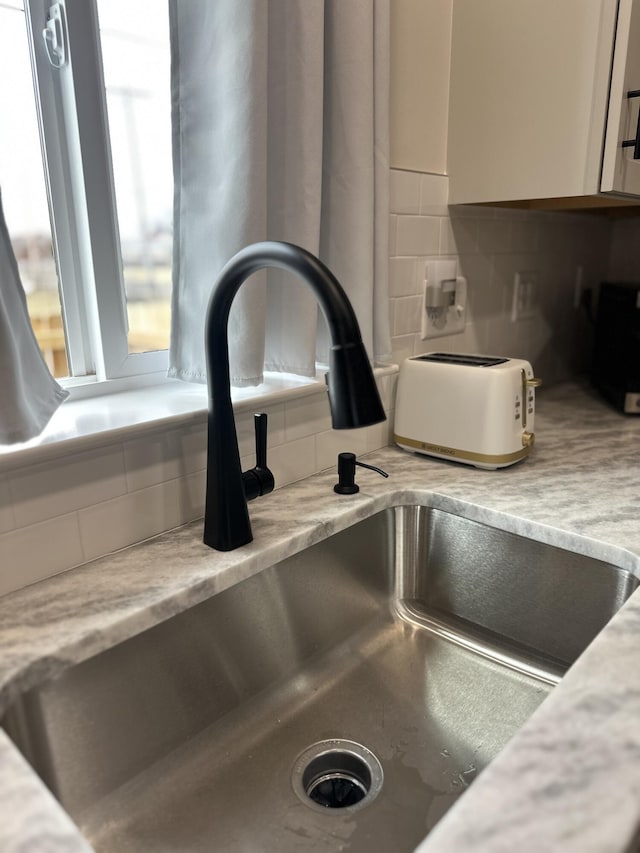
[334,452,389,495]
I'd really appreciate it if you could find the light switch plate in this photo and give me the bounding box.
[511,271,538,321]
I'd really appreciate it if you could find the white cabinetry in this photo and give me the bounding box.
[448,0,640,205]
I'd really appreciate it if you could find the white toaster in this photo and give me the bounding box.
[393,352,542,469]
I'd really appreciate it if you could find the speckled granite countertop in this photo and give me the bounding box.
[2,380,640,852]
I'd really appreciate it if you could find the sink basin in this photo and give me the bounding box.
[3,505,637,852]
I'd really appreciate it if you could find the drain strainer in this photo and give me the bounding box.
[292,739,383,812]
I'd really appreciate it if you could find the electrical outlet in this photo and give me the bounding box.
[511,271,538,322]
[420,261,467,340]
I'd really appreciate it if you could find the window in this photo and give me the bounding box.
[0,0,68,377]
[2,0,172,387]
[95,0,172,357]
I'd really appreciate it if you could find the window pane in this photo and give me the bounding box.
[0,2,69,378]
[96,0,172,355]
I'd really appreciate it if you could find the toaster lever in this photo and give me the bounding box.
[520,370,543,430]
[334,452,389,495]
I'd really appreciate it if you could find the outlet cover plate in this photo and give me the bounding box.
[511,271,538,322]
[421,261,467,339]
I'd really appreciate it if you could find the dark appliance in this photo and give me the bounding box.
[591,282,640,414]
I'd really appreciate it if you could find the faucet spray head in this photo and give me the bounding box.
[326,341,386,429]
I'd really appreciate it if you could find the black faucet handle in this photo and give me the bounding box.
[243,413,275,501]
[254,412,268,469]
[334,452,388,495]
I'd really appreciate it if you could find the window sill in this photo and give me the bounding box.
[0,365,398,473]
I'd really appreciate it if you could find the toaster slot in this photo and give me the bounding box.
[415,353,508,367]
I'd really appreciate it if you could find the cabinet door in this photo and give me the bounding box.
[601,0,640,195]
[448,0,618,204]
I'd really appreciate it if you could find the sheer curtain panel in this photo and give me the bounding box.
[168,0,391,386]
[0,192,68,445]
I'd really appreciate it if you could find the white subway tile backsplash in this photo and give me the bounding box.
[284,395,332,442]
[388,168,610,385]
[393,295,423,336]
[179,423,208,473]
[396,215,440,256]
[364,418,394,453]
[124,432,175,492]
[9,445,127,529]
[259,435,317,489]
[124,426,206,493]
[182,469,207,519]
[475,218,514,254]
[315,427,369,473]
[419,173,449,216]
[389,256,419,297]
[510,219,540,254]
[390,333,418,366]
[78,471,205,563]
[458,253,496,323]
[485,314,525,361]
[390,169,421,214]
[440,217,478,255]
[0,513,83,597]
[434,321,488,356]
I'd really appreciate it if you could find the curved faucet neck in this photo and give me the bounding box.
[205,241,361,403]
[203,241,385,552]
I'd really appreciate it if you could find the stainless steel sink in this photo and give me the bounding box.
[3,506,637,852]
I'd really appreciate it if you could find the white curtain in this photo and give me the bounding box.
[0,191,67,444]
[168,0,391,386]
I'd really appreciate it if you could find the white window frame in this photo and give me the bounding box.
[23,0,169,390]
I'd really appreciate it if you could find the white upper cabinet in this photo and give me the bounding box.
[448,0,640,205]
[602,0,640,194]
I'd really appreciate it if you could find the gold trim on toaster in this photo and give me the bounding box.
[393,433,531,466]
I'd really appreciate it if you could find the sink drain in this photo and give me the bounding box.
[292,740,383,812]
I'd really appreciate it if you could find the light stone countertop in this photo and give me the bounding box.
[1,379,640,852]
